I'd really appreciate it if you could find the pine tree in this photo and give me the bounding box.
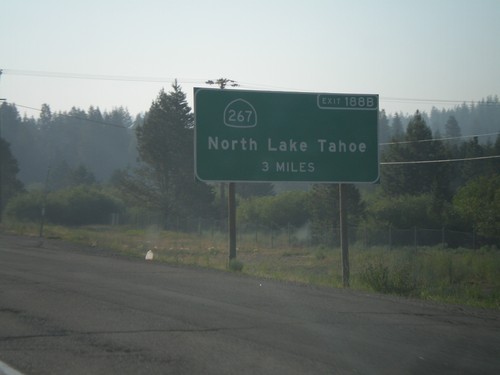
[444,115,461,139]
[390,113,404,141]
[378,110,390,143]
[381,111,450,198]
[133,82,214,222]
[39,104,52,129]
[460,136,484,183]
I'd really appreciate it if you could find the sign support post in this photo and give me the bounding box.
[339,183,350,287]
[228,182,236,261]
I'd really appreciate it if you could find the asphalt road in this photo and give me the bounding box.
[1,234,499,375]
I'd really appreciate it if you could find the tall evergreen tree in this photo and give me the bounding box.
[460,136,484,183]
[39,104,52,129]
[378,110,390,143]
[133,82,214,222]
[444,115,461,139]
[390,113,404,141]
[381,111,450,198]
[48,162,96,190]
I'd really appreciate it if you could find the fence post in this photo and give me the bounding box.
[389,225,392,250]
[414,226,418,251]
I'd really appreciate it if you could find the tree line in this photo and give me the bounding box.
[1,86,499,244]
[0,103,139,185]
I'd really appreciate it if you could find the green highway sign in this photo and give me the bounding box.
[194,88,379,183]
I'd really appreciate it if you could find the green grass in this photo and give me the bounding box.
[2,221,499,309]
[356,246,500,308]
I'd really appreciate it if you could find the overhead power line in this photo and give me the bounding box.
[2,69,204,84]
[381,154,500,165]
[3,68,498,107]
[380,131,500,146]
[383,97,469,105]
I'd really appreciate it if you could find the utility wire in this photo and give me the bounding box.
[383,97,473,105]
[4,68,499,107]
[380,131,500,146]
[381,154,500,165]
[2,69,204,84]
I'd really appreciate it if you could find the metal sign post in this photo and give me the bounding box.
[339,184,350,287]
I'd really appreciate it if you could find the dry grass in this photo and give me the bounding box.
[3,222,499,309]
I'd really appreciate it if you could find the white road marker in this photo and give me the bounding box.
[0,360,24,375]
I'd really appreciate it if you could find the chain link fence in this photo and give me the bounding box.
[112,212,498,250]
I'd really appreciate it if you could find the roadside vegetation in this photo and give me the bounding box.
[2,221,499,309]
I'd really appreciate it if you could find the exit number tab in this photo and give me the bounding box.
[317,94,378,110]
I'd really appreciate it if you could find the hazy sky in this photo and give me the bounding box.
[1,0,499,118]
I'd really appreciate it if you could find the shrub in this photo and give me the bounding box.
[360,259,416,296]
[360,261,389,292]
[453,175,500,238]
[238,191,310,229]
[5,190,44,222]
[228,258,244,272]
[5,186,124,226]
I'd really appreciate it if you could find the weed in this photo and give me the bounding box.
[314,246,329,260]
[360,262,389,293]
[208,247,220,256]
[228,259,244,272]
[3,220,499,308]
[360,257,417,296]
